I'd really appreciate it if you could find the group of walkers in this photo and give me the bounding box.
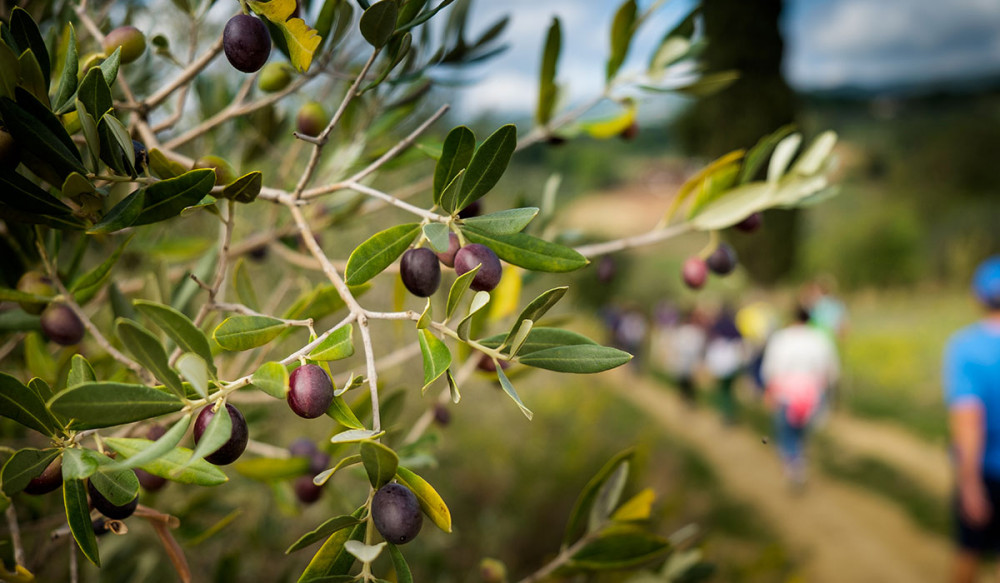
[606,279,847,490]
[607,256,1000,582]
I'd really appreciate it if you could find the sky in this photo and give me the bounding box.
[450,0,1000,117]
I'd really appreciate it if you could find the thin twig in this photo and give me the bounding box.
[5,505,24,567]
[573,223,691,258]
[145,36,225,109]
[69,538,78,583]
[291,49,381,200]
[342,182,447,223]
[304,104,451,198]
[515,532,596,583]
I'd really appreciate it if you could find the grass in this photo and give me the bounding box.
[838,287,978,443]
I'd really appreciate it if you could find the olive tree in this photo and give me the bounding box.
[0,0,837,581]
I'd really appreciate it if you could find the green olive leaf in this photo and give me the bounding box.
[344,223,421,286]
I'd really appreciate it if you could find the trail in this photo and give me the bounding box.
[824,411,951,497]
[612,371,951,583]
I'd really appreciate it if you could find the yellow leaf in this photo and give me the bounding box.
[488,266,522,321]
[282,17,322,72]
[611,487,656,522]
[663,149,744,224]
[580,99,637,140]
[248,0,322,72]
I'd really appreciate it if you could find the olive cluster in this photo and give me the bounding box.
[401,233,503,299]
[680,212,762,290]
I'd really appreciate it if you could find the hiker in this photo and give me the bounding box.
[761,304,840,488]
[944,256,1000,583]
[704,305,746,424]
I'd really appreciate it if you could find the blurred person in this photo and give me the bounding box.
[944,256,1000,583]
[736,300,780,394]
[614,304,648,370]
[666,307,709,404]
[800,275,849,341]
[705,305,746,424]
[761,304,840,489]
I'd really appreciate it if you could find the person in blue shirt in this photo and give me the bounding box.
[945,256,1000,583]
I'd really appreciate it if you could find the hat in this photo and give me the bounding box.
[973,256,1000,308]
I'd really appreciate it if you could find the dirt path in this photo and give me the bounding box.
[612,371,952,583]
[823,412,951,497]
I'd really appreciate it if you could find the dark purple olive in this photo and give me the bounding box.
[681,257,708,290]
[734,212,763,233]
[706,243,738,276]
[23,458,62,495]
[194,404,249,465]
[436,233,460,268]
[87,479,138,520]
[293,475,323,504]
[223,14,271,73]
[287,364,335,419]
[596,256,617,283]
[248,244,268,261]
[476,354,509,374]
[92,517,111,536]
[453,244,502,292]
[372,483,422,545]
[40,303,85,346]
[0,127,18,169]
[131,140,148,173]
[433,403,451,427]
[458,200,482,219]
[400,248,441,297]
[619,121,639,141]
[135,468,167,492]
[289,439,330,475]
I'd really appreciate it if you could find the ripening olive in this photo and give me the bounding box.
[296,102,328,137]
[223,14,271,73]
[103,26,146,64]
[16,271,53,315]
[454,244,502,292]
[372,483,423,545]
[194,155,237,186]
[193,403,249,465]
[40,303,85,346]
[400,248,441,297]
[436,232,460,268]
[681,257,708,290]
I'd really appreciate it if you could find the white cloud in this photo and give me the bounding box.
[454,71,539,115]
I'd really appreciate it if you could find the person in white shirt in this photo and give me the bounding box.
[761,305,840,487]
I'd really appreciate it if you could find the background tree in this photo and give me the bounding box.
[676,0,800,283]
